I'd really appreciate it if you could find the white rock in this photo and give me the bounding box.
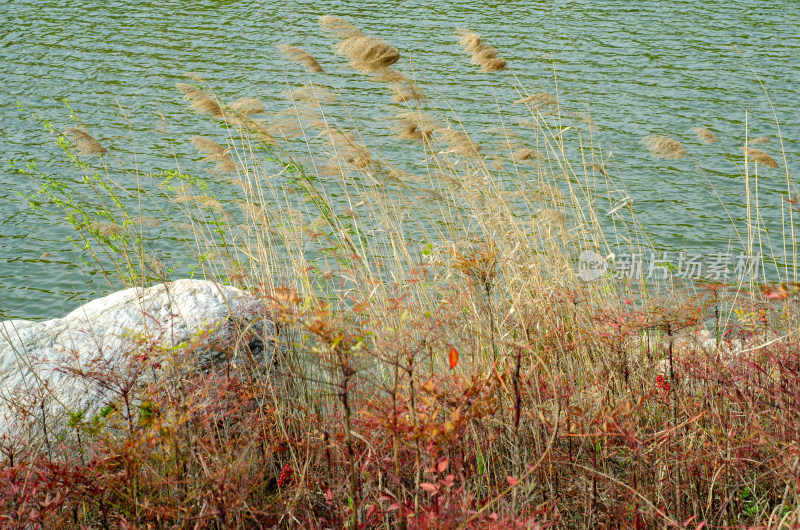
[0,279,271,449]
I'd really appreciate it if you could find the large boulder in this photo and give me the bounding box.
[0,279,274,451]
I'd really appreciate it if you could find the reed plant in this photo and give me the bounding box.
[2,17,799,528]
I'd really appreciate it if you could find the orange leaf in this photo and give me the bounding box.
[506,475,518,486]
[448,346,459,369]
[420,482,438,492]
[437,458,449,473]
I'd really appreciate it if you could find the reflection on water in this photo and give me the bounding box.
[1,0,797,319]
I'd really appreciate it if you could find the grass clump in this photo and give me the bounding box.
[3,17,800,529]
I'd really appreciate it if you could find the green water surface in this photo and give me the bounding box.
[1,0,797,319]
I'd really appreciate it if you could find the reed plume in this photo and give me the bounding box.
[190,136,226,155]
[511,147,543,162]
[264,115,304,140]
[330,144,372,170]
[742,147,779,168]
[640,135,686,159]
[457,29,507,72]
[457,31,482,53]
[334,35,400,72]
[320,17,400,72]
[176,82,224,117]
[64,127,107,157]
[284,83,336,106]
[382,165,424,184]
[230,97,265,115]
[514,92,556,108]
[314,123,374,170]
[277,44,325,73]
[226,116,277,145]
[371,68,410,84]
[189,96,224,117]
[138,216,161,228]
[438,128,482,157]
[144,253,167,278]
[87,221,123,236]
[691,127,718,144]
[212,157,240,173]
[391,84,426,103]
[750,136,770,144]
[175,82,205,100]
[183,72,206,83]
[392,111,440,142]
[538,208,567,225]
[318,15,364,39]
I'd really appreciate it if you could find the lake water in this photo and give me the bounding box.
[1,0,798,320]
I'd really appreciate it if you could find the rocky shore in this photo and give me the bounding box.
[0,279,274,447]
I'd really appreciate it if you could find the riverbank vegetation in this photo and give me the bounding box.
[3,17,799,528]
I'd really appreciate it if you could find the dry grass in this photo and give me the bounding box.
[5,20,799,530]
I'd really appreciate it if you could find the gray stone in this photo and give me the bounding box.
[0,279,274,450]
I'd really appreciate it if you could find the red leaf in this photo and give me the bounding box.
[506,475,519,486]
[448,346,459,369]
[420,482,438,492]
[437,458,449,473]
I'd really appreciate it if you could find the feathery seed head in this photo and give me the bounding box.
[512,148,543,162]
[392,111,441,142]
[87,221,123,236]
[230,97,265,115]
[190,136,226,155]
[691,127,718,144]
[277,44,325,73]
[640,135,686,159]
[175,83,205,100]
[514,92,557,108]
[189,96,224,117]
[183,72,206,83]
[64,127,107,157]
[391,83,427,103]
[742,147,779,168]
[456,30,482,53]
[318,15,364,39]
[284,84,336,106]
[480,57,507,72]
[438,128,482,157]
[371,68,410,84]
[335,35,400,71]
[457,29,507,72]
